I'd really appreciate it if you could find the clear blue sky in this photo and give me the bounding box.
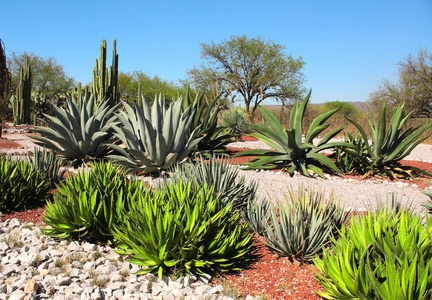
[2,0,431,104]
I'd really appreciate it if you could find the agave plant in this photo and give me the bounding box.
[26,147,67,188]
[182,89,234,156]
[260,186,350,264]
[221,108,251,138]
[30,94,119,167]
[315,207,432,299]
[346,103,432,179]
[236,91,350,178]
[169,155,258,212]
[330,131,369,175]
[108,94,202,174]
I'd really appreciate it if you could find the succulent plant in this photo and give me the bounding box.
[108,94,202,174]
[346,102,432,179]
[236,91,350,178]
[26,147,67,188]
[30,94,118,167]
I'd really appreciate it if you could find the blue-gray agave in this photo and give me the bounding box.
[31,95,118,167]
[108,95,202,174]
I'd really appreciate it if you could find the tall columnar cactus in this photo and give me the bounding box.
[10,56,32,124]
[92,39,119,107]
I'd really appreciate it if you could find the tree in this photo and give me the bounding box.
[369,49,432,117]
[118,71,183,104]
[0,39,11,136]
[7,51,75,102]
[193,35,306,120]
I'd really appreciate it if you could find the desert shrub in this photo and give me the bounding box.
[0,157,49,212]
[113,179,252,278]
[315,207,432,299]
[254,186,350,264]
[221,108,251,138]
[43,161,144,242]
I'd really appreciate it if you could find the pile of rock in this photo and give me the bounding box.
[0,218,253,300]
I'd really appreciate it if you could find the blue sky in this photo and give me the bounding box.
[2,0,431,104]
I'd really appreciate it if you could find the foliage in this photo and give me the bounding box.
[7,51,74,103]
[346,102,432,179]
[118,71,182,104]
[0,39,11,113]
[320,101,361,118]
[236,91,349,178]
[31,94,118,167]
[108,94,202,174]
[169,155,258,212]
[315,207,432,300]
[221,108,251,137]
[259,186,349,264]
[182,89,233,155]
[242,198,271,235]
[43,161,141,241]
[92,39,119,107]
[0,157,49,212]
[113,179,252,278]
[195,35,305,119]
[331,131,369,175]
[369,49,432,118]
[10,56,32,124]
[26,147,67,188]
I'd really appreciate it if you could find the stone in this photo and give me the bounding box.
[23,279,39,294]
[9,290,27,300]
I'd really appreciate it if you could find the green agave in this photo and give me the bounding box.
[43,161,142,242]
[183,89,234,156]
[108,94,202,174]
[236,91,350,178]
[113,179,252,278]
[0,157,49,212]
[26,147,67,188]
[346,102,432,179]
[260,186,350,264]
[31,94,119,167]
[314,207,432,299]
[169,155,258,212]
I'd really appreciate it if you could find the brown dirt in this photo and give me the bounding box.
[0,138,21,149]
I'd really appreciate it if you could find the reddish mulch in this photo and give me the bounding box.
[2,139,432,299]
[0,138,21,149]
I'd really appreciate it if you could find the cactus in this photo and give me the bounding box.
[92,39,119,107]
[10,56,32,124]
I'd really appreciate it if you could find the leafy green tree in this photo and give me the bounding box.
[192,35,306,120]
[118,71,182,104]
[369,49,432,117]
[320,101,360,118]
[7,51,74,103]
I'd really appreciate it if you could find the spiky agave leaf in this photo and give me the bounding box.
[236,91,351,178]
[108,94,202,174]
[30,94,119,167]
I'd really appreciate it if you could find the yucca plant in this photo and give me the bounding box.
[183,89,234,156]
[30,94,119,167]
[235,91,350,178]
[260,186,350,264]
[242,198,272,235]
[315,207,432,299]
[43,161,143,242]
[108,94,202,174]
[26,147,67,188]
[0,157,49,212]
[346,102,432,179]
[169,155,258,212]
[221,108,251,138]
[113,179,252,278]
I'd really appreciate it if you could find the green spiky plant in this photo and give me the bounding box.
[108,94,202,174]
[315,206,432,300]
[182,89,234,156]
[258,186,350,264]
[169,155,258,212]
[235,91,350,178]
[113,179,252,278]
[30,94,118,167]
[345,102,432,179]
[10,56,32,124]
[26,147,67,188]
[221,108,251,138]
[330,131,369,175]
